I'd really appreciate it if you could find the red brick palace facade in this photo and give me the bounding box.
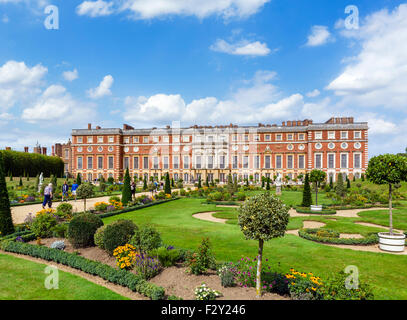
[70,117,368,183]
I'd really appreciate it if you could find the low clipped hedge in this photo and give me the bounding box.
[299,228,379,245]
[203,200,239,206]
[0,230,36,243]
[295,207,337,215]
[0,241,165,300]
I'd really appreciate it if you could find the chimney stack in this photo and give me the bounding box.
[52,146,55,156]
[88,123,92,130]
[24,147,29,153]
[42,147,47,155]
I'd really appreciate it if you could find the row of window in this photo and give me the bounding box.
[314,131,362,140]
[314,153,362,169]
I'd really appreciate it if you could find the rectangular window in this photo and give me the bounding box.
[173,136,180,143]
[232,156,238,169]
[163,136,169,143]
[315,132,323,139]
[173,156,179,169]
[77,137,83,143]
[64,149,69,159]
[182,136,190,142]
[77,157,83,170]
[341,154,348,168]
[143,137,148,143]
[98,136,103,143]
[98,157,103,169]
[143,157,149,169]
[183,156,189,169]
[87,157,93,169]
[108,156,114,169]
[232,135,238,142]
[207,156,213,169]
[243,156,249,169]
[328,131,335,139]
[108,136,114,143]
[244,135,249,142]
[133,137,139,143]
[328,154,335,169]
[341,131,348,139]
[275,134,282,141]
[298,133,305,140]
[354,154,361,169]
[163,156,169,169]
[87,137,93,143]
[315,154,322,169]
[153,136,159,143]
[265,156,271,169]
[124,157,129,169]
[219,155,225,169]
[276,155,282,169]
[287,155,293,169]
[298,155,305,169]
[207,136,214,143]
[287,134,293,141]
[354,131,361,139]
[124,137,130,144]
[153,157,159,169]
[134,157,139,169]
[196,156,202,169]
[254,155,260,169]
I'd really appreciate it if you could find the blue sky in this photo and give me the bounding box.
[0,0,406,157]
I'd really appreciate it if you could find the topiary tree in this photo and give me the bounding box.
[261,176,265,188]
[266,177,270,191]
[329,176,333,189]
[366,154,407,235]
[301,173,312,207]
[238,192,289,297]
[205,175,209,187]
[19,176,23,187]
[171,178,174,188]
[76,183,95,212]
[336,173,346,200]
[347,178,351,189]
[103,219,137,255]
[0,152,14,236]
[121,168,132,206]
[197,176,202,189]
[309,170,326,206]
[143,176,148,190]
[361,173,365,182]
[164,172,171,195]
[76,173,82,186]
[67,213,103,248]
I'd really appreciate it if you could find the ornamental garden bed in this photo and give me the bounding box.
[295,207,337,215]
[298,228,379,245]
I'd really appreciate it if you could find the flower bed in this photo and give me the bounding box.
[295,207,337,215]
[299,228,379,245]
[0,241,165,300]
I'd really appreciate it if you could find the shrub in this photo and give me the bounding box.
[31,211,58,238]
[51,223,68,238]
[299,228,379,245]
[94,225,106,249]
[94,202,109,212]
[217,264,235,287]
[180,189,186,196]
[56,203,73,219]
[286,269,323,300]
[133,252,162,279]
[194,284,221,300]
[67,213,103,248]
[50,240,65,250]
[149,246,181,267]
[236,192,246,201]
[186,238,216,275]
[103,219,137,255]
[207,191,223,202]
[130,225,162,253]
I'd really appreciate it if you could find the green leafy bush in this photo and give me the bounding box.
[56,203,73,219]
[103,219,137,255]
[130,225,162,252]
[186,238,216,275]
[149,247,180,267]
[217,264,235,287]
[67,213,103,248]
[235,192,246,201]
[94,225,106,249]
[299,228,379,245]
[31,212,58,238]
[51,223,68,238]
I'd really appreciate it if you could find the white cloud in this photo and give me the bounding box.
[210,39,272,56]
[305,25,333,47]
[87,75,114,99]
[0,60,47,111]
[76,0,270,20]
[124,70,304,125]
[326,4,407,110]
[62,69,79,82]
[2,14,9,23]
[306,89,320,98]
[76,0,114,17]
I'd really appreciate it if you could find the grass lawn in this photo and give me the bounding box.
[0,254,128,300]
[103,198,407,300]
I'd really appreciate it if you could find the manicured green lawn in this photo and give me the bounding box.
[0,254,128,300]
[103,198,407,300]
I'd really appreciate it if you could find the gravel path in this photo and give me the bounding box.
[193,212,228,224]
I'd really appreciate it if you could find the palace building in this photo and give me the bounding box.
[70,117,368,184]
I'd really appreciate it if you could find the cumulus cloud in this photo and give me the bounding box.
[62,69,79,82]
[76,0,270,20]
[124,70,304,125]
[326,4,407,110]
[76,0,114,17]
[210,39,272,56]
[305,25,333,47]
[306,89,320,98]
[87,75,114,99]
[0,60,47,111]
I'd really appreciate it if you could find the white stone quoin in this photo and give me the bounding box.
[378,233,406,252]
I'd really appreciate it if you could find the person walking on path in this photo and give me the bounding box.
[131,182,136,200]
[42,183,53,209]
[71,180,79,202]
[62,181,69,202]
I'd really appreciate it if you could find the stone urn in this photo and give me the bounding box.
[310,205,323,212]
[378,232,406,252]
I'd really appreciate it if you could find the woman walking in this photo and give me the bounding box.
[42,183,53,209]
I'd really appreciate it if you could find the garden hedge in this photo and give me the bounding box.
[295,207,337,215]
[0,241,165,300]
[298,228,379,245]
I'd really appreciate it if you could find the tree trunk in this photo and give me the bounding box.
[256,239,264,298]
[84,198,87,212]
[389,184,393,235]
[315,182,318,206]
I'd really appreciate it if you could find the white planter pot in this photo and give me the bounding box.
[378,232,406,252]
[310,205,323,212]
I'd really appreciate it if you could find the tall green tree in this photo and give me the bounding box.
[197,176,202,189]
[366,154,407,235]
[143,176,148,190]
[301,173,312,207]
[121,168,132,206]
[164,172,171,195]
[19,176,23,187]
[76,173,82,186]
[309,170,327,206]
[238,193,289,297]
[336,173,346,199]
[0,152,14,236]
[347,178,351,189]
[329,176,333,189]
[266,177,270,191]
